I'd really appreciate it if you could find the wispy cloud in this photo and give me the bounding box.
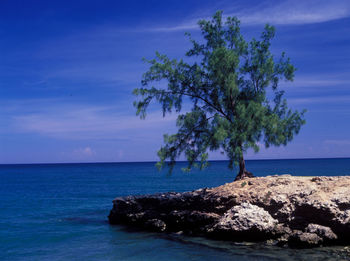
[279,74,350,97]
[12,104,178,140]
[282,78,350,89]
[289,95,350,105]
[152,0,350,31]
[238,0,350,25]
[324,139,350,146]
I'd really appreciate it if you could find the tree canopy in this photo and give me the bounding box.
[133,11,306,180]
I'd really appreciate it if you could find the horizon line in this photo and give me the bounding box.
[1,156,350,166]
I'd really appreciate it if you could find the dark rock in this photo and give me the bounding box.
[289,231,322,248]
[306,224,337,243]
[145,219,166,232]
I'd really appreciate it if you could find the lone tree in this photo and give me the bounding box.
[133,11,306,180]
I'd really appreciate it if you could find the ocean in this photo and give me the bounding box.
[1,158,350,261]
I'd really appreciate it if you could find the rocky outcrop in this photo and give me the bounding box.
[108,175,350,248]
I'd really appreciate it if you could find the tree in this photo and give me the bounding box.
[133,11,306,180]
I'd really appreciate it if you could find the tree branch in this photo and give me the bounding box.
[161,90,232,123]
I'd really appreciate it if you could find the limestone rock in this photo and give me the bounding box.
[108,176,350,248]
[210,203,279,240]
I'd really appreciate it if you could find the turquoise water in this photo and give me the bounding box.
[1,159,350,261]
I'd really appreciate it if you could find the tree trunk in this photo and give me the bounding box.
[234,155,254,181]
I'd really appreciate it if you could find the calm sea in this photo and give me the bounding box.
[1,158,350,261]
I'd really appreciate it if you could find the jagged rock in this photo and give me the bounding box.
[108,176,350,248]
[209,203,279,240]
[306,224,337,242]
[289,231,322,248]
[145,219,166,232]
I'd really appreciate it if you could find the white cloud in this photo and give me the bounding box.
[279,74,350,105]
[281,78,350,89]
[73,147,95,157]
[324,139,350,145]
[152,0,350,31]
[12,104,178,140]
[289,95,350,105]
[238,0,350,25]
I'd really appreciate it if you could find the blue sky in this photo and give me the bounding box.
[1,0,350,164]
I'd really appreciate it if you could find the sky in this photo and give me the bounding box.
[1,0,350,164]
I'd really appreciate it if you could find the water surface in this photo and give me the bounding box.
[1,158,350,260]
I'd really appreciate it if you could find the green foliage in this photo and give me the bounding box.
[133,11,306,174]
[241,181,247,188]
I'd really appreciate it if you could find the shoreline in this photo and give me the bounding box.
[109,175,350,249]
